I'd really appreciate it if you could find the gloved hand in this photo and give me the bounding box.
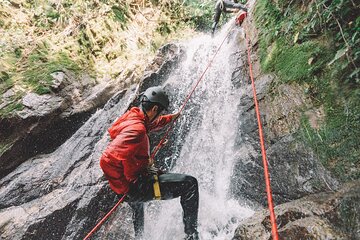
[146,165,165,175]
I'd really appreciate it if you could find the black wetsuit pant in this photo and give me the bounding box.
[123,173,199,238]
[212,0,247,34]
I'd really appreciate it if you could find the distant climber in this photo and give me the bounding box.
[100,86,200,240]
[211,0,248,36]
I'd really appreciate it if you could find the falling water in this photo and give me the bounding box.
[144,19,254,240]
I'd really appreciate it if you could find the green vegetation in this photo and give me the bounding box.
[22,45,80,94]
[0,72,13,95]
[112,5,130,30]
[0,102,24,117]
[255,0,359,181]
[0,0,214,117]
[154,0,213,35]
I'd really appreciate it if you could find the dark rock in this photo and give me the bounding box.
[0,89,132,240]
[0,43,184,240]
[263,83,312,140]
[20,93,64,115]
[0,44,183,180]
[131,43,184,108]
[230,73,339,206]
[232,180,360,240]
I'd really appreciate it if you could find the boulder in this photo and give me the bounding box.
[233,180,360,240]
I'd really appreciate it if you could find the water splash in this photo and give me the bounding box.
[145,19,254,239]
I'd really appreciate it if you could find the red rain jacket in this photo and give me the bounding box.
[100,107,173,194]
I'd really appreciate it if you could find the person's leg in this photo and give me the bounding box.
[128,202,144,239]
[125,175,154,239]
[212,4,222,35]
[126,173,199,238]
[158,173,199,238]
[223,0,247,11]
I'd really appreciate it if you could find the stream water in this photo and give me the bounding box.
[142,20,254,240]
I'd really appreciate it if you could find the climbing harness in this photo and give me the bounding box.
[83,25,235,240]
[153,175,161,200]
[243,16,279,240]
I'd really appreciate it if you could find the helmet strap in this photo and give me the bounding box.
[141,103,163,122]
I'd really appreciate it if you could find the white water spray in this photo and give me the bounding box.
[145,20,254,240]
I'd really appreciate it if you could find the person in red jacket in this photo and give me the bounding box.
[100,86,199,240]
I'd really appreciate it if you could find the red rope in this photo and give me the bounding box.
[83,26,234,240]
[244,20,279,240]
[83,194,127,240]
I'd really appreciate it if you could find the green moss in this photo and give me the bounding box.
[156,21,172,36]
[255,0,360,181]
[0,72,13,95]
[22,46,80,94]
[0,102,24,117]
[300,93,360,181]
[46,9,60,20]
[263,39,332,84]
[112,5,129,30]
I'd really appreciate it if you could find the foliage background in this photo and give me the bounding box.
[0,0,213,116]
[255,0,359,181]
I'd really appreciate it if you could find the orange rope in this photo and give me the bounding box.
[83,194,127,240]
[244,19,279,240]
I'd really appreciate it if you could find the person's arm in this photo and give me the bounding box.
[148,112,180,132]
[224,0,247,12]
[223,8,237,13]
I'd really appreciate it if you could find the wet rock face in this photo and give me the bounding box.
[0,43,183,240]
[0,43,183,180]
[0,71,111,179]
[229,69,338,205]
[232,180,360,240]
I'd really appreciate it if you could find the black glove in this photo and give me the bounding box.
[146,166,165,175]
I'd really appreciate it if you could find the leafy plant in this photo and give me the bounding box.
[255,0,360,181]
[112,5,130,29]
[21,44,80,94]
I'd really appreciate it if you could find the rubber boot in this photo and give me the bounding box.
[182,176,199,240]
[128,202,144,239]
[185,231,199,240]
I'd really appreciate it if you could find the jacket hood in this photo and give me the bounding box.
[108,107,147,139]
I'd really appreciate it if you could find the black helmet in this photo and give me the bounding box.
[142,86,170,110]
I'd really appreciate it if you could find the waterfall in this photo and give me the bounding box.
[143,20,254,240]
